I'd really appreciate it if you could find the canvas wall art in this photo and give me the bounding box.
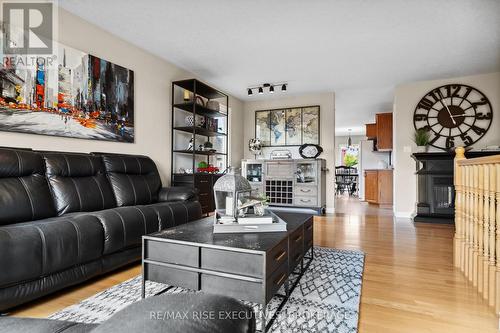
[0,43,134,142]
[255,106,320,146]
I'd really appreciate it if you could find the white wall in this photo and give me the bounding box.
[242,92,336,212]
[0,8,244,185]
[393,72,500,217]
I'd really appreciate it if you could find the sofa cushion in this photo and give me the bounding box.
[100,154,161,206]
[0,148,56,225]
[43,153,116,215]
[146,201,202,230]
[0,214,104,288]
[90,206,159,255]
[158,186,197,202]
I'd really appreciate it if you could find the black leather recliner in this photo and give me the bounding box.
[0,147,202,312]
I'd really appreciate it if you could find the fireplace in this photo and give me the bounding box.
[412,151,496,224]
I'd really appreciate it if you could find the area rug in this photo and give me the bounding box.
[49,247,364,332]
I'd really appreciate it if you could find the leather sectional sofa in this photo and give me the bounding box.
[0,147,202,312]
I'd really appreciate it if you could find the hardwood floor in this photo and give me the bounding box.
[10,196,498,332]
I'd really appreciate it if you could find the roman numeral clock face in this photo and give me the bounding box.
[413,84,493,150]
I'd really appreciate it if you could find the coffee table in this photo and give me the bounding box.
[141,211,313,332]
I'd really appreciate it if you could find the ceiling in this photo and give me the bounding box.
[59,0,500,136]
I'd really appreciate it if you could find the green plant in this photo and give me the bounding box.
[256,193,269,206]
[343,154,358,167]
[413,128,431,146]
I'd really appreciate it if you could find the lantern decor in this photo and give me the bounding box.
[213,168,287,233]
[213,167,253,223]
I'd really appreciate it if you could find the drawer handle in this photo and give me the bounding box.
[275,250,286,262]
[294,235,303,242]
[306,224,313,231]
[300,199,311,203]
[300,189,311,193]
[199,180,209,183]
[199,193,209,196]
[274,273,287,286]
[294,253,301,262]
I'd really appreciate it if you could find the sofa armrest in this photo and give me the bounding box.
[158,187,198,202]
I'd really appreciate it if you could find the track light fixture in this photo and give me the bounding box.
[246,82,288,96]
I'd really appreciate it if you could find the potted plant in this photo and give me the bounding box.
[413,128,431,153]
[343,154,358,167]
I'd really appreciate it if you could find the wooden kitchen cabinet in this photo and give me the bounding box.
[375,113,393,151]
[365,123,377,139]
[364,169,393,208]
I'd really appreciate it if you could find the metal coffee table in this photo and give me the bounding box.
[141,211,314,332]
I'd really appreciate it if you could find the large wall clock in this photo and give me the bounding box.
[413,84,493,150]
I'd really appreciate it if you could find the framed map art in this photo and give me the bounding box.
[255,106,320,147]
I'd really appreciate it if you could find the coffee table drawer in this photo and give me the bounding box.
[201,274,262,304]
[145,240,199,268]
[201,248,263,278]
[267,238,288,275]
[289,227,304,271]
[145,263,199,290]
[266,261,288,303]
[304,218,313,251]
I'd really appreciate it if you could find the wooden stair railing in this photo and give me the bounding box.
[454,147,500,313]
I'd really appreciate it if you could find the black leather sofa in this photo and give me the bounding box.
[0,147,202,312]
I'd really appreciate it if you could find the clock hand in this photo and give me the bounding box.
[437,91,456,125]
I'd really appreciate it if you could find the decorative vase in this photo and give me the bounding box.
[415,145,428,153]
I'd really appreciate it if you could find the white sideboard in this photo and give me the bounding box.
[241,159,326,214]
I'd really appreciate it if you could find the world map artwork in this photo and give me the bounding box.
[255,106,319,146]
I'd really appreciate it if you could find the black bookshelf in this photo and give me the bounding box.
[171,79,229,214]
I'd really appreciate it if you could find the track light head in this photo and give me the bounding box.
[281,84,287,92]
[269,85,274,93]
[258,87,264,94]
[248,88,253,96]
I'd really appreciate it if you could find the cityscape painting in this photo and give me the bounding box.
[0,44,134,142]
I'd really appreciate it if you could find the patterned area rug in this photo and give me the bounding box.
[49,247,364,332]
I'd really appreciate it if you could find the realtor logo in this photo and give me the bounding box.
[2,1,54,54]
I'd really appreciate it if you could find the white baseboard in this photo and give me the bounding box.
[325,207,335,214]
[394,211,414,219]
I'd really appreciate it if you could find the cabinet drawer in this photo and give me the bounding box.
[201,274,262,304]
[294,185,317,197]
[145,240,199,268]
[195,175,212,190]
[145,263,199,290]
[294,196,317,206]
[201,248,263,278]
[266,162,294,179]
[266,238,288,275]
